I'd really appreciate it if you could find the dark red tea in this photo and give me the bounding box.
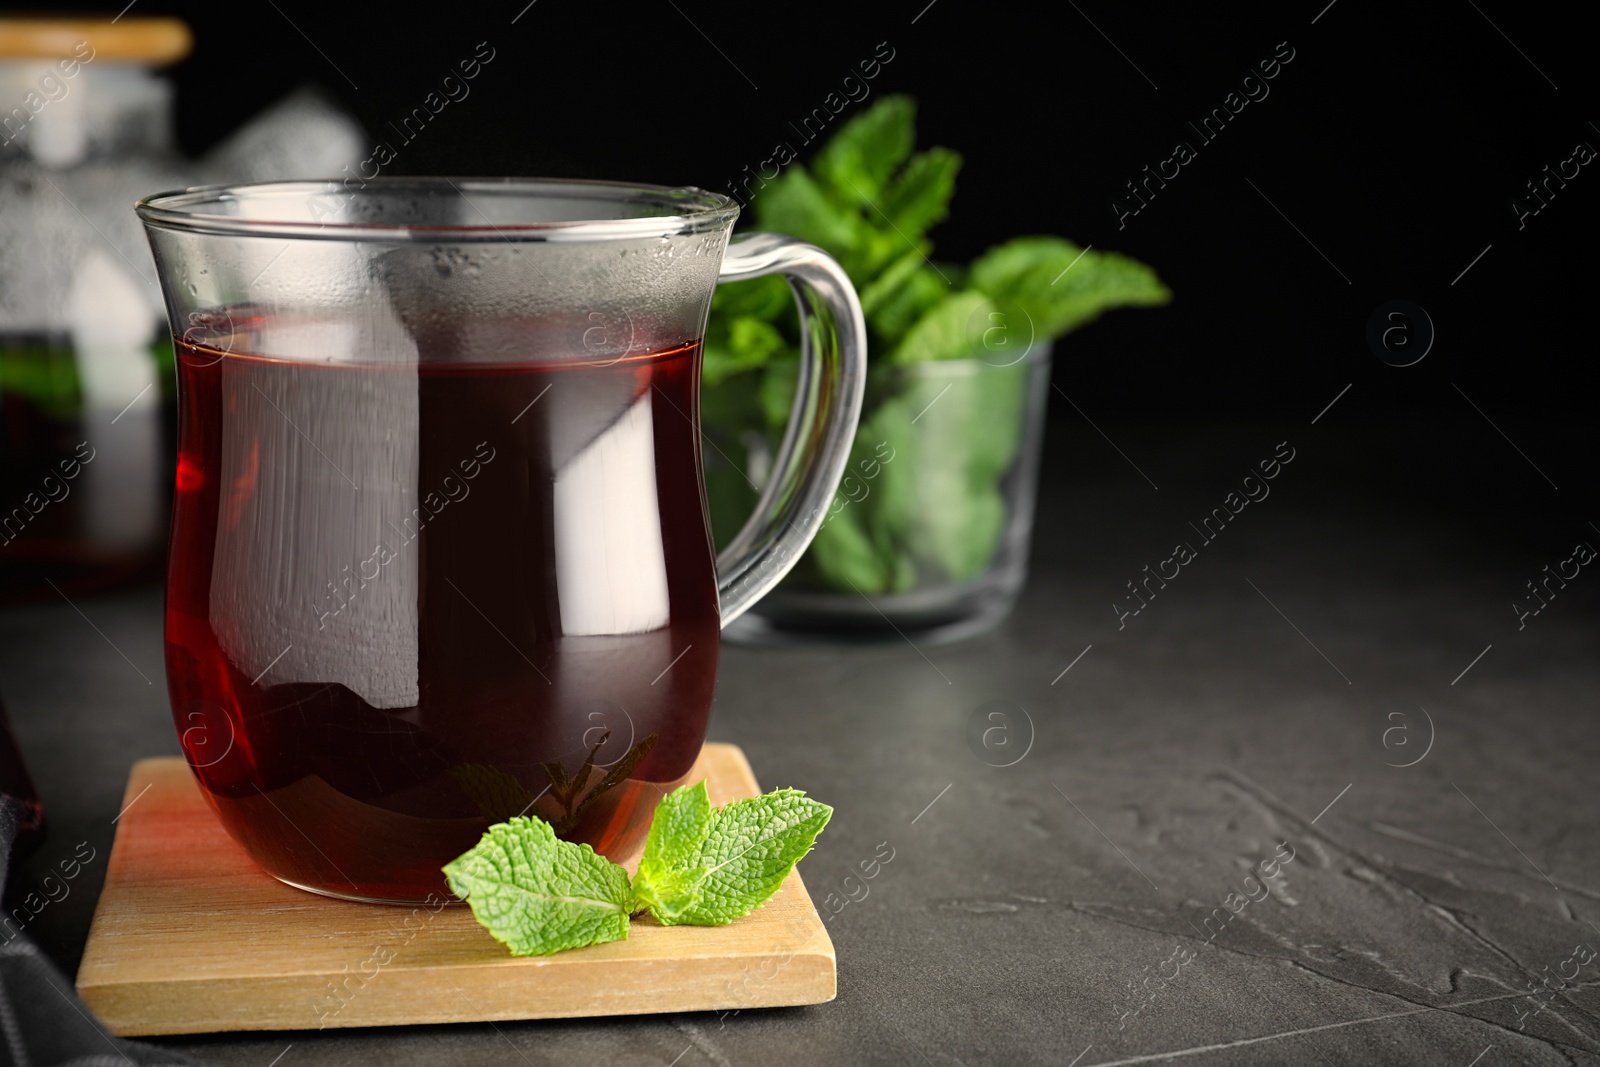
[166,320,720,901]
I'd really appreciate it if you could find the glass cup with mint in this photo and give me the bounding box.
[702,96,1170,643]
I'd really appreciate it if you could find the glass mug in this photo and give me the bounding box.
[137,179,864,903]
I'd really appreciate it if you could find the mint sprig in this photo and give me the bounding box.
[442,817,632,957]
[633,783,833,926]
[443,783,831,956]
[701,94,1171,595]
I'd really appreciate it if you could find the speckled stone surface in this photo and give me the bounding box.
[4,416,1596,1066]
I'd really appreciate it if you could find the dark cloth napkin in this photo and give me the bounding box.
[2,794,209,1067]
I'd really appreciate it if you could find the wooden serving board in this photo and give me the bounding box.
[77,745,835,1036]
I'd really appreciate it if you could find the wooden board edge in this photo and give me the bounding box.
[126,755,183,785]
[77,758,188,983]
[85,948,837,1036]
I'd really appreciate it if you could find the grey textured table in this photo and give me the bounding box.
[3,415,1597,1066]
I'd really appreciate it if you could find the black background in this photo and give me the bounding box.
[13,0,1600,506]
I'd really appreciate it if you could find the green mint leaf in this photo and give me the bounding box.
[447,763,537,823]
[854,395,921,594]
[700,371,768,550]
[633,781,716,922]
[890,291,996,364]
[677,790,833,925]
[707,273,792,322]
[568,734,659,827]
[702,316,789,386]
[0,341,87,420]
[444,817,632,956]
[757,355,800,436]
[566,731,606,801]
[809,502,893,594]
[839,364,1028,589]
[879,147,962,243]
[642,781,716,873]
[913,477,1006,583]
[543,756,575,808]
[811,95,917,204]
[545,733,659,835]
[752,167,863,257]
[853,231,923,286]
[633,787,832,927]
[969,236,1171,340]
[903,363,1030,581]
[866,265,951,344]
[541,731,604,820]
[858,249,928,319]
[804,409,918,594]
[706,457,761,552]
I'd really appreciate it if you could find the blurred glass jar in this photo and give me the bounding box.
[722,343,1053,645]
[0,18,194,600]
[0,19,364,602]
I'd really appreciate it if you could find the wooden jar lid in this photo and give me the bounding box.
[0,17,192,63]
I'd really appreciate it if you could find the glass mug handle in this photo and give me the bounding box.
[712,232,867,626]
